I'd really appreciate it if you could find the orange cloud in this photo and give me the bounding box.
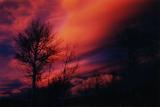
[58,0,148,47]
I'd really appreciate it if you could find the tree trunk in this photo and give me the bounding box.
[31,68,37,107]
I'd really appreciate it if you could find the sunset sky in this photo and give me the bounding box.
[0,0,151,96]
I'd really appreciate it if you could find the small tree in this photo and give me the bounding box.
[46,45,79,106]
[62,45,79,82]
[14,20,60,106]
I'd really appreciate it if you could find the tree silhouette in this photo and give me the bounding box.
[43,46,79,107]
[14,20,60,107]
[62,45,79,82]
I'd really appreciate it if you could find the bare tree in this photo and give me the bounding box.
[62,45,79,82]
[46,45,79,86]
[45,45,78,106]
[14,20,60,106]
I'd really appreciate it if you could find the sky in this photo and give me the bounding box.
[0,0,151,96]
